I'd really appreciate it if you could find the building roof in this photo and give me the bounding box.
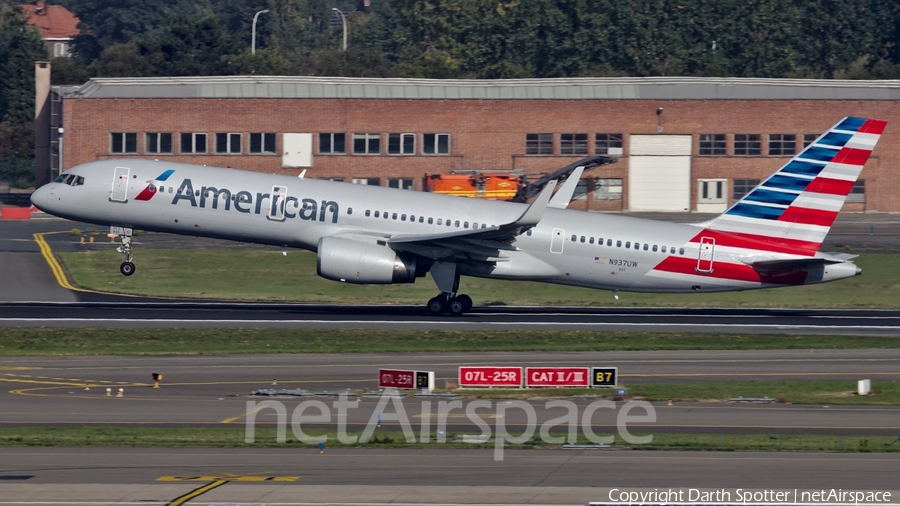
[64,76,900,100]
[22,2,79,40]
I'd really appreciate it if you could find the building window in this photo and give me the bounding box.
[526,133,553,155]
[803,134,818,148]
[560,133,588,155]
[250,133,276,154]
[352,178,381,186]
[573,179,589,201]
[110,133,137,154]
[595,133,623,155]
[319,133,346,154]
[768,134,796,156]
[180,133,207,154]
[423,133,450,154]
[388,133,416,155]
[593,178,623,200]
[145,133,172,154]
[353,133,381,154]
[215,133,242,154]
[846,180,865,202]
[53,42,69,57]
[699,134,726,155]
[733,178,760,200]
[734,134,761,156]
[388,178,415,190]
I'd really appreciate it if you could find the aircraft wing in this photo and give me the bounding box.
[388,180,557,261]
[547,166,585,209]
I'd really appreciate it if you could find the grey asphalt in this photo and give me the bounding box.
[1,350,897,434]
[0,448,898,505]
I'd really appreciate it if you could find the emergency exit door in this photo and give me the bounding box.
[551,228,565,254]
[697,237,715,273]
[110,167,130,202]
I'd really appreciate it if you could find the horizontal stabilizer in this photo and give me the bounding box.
[742,254,853,270]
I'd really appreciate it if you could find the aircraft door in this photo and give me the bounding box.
[268,185,287,221]
[696,236,715,273]
[110,167,130,202]
[550,228,565,254]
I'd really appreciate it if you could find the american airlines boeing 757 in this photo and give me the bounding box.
[31,117,884,315]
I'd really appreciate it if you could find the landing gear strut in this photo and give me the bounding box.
[425,261,473,316]
[116,232,135,276]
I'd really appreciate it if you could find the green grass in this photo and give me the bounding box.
[1,427,897,452]
[1,328,898,356]
[457,380,900,405]
[58,249,900,308]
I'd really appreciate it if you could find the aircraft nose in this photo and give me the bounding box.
[30,185,51,211]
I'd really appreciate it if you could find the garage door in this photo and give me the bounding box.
[628,135,691,212]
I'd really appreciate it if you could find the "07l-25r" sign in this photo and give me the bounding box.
[458,367,522,387]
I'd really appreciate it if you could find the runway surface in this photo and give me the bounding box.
[2,350,898,434]
[3,301,900,334]
[0,448,898,504]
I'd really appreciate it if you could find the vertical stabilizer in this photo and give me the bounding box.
[704,117,885,253]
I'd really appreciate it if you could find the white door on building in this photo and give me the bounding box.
[282,133,313,168]
[697,178,728,213]
[628,135,691,212]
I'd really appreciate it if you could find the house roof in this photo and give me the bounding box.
[64,76,900,101]
[22,2,79,40]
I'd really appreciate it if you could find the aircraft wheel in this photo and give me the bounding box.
[120,262,136,276]
[448,298,466,317]
[427,297,446,315]
[456,294,473,311]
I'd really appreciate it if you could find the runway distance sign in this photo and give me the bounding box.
[458,366,522,388]
[591,367,618,387]
[378,369,415,389]
[525,367,590,387]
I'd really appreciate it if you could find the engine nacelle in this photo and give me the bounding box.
[316,236,417,284]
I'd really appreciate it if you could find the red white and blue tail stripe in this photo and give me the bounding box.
[703,117,885,254]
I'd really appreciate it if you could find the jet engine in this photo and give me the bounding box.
[316,236,417,284]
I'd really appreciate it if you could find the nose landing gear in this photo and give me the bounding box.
[115,230,135,276]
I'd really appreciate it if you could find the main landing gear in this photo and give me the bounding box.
[116,232,135,276]
[425,261,473,316]
[427,293,473,316]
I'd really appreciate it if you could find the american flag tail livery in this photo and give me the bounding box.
[702,117,885,255]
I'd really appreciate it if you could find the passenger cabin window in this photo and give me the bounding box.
[652,245,658,252]
[616,240,622,247]
[607,239,612,246]
[374,211,380,218]
[643,244,648,251]
[365,210,371,217]
[571,235,577,242]
[625,241,631,248]
[679,248,685,255]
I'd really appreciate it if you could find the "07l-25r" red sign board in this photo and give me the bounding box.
[458,366,522,387]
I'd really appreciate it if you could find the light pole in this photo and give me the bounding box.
[332,8,347,52]
[252,9,269,55]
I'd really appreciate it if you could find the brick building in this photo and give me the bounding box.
[22,2,79,57]
[44,76,900,212]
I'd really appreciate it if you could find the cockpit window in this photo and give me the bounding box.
[72,176,85,186]
[54,174,67,183]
